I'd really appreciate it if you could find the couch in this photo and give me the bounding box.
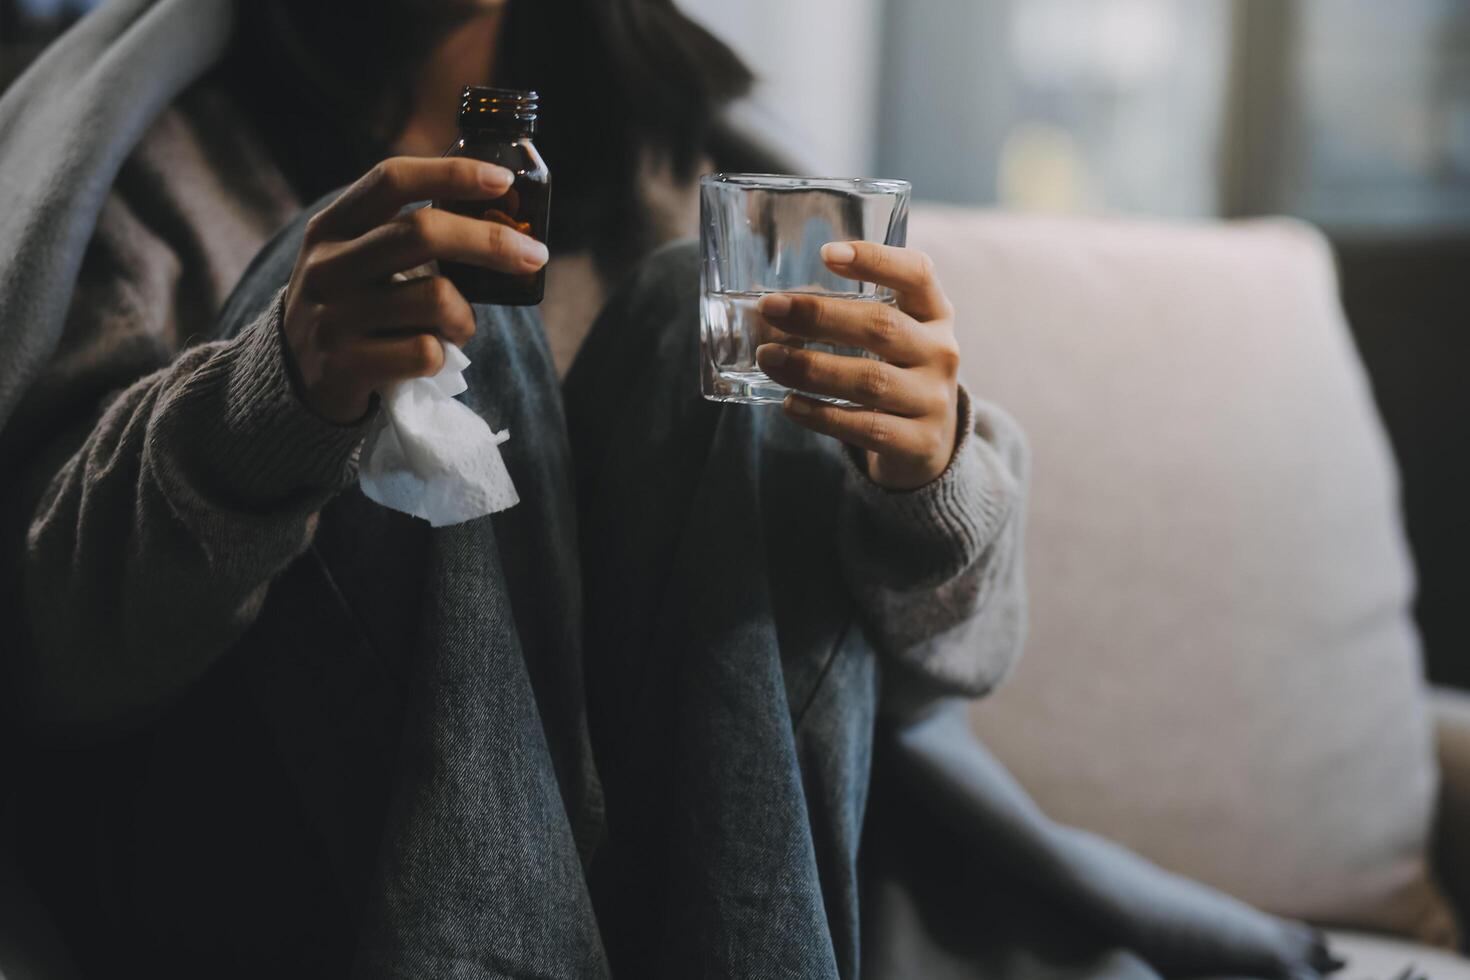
[4,204,1466,978]
[912,205,1470,978]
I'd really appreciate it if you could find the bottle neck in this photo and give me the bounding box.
[460,123,535,141]
[458,86,537,142]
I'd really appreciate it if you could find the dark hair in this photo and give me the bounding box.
[217,0,752,273]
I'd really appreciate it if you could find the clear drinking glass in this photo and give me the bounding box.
[699,173,911,404]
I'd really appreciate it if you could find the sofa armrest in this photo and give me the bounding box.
[1433,686,1470,926]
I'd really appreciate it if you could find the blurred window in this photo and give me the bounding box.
[1272,0,1470,230]
[877,0,1231,217]
[877,0,1470,230]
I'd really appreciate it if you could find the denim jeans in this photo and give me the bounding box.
[212,218,873,977]
[565,244,876,979]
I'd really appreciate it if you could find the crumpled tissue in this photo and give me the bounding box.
[359,342,519,526]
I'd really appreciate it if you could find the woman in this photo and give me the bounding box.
[0,0,1022,973]
[0,1,1334,978]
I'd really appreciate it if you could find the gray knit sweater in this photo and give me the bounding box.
[4,86,1027,730]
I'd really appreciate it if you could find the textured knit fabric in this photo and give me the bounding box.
[0,82,328,729]
[839,386,1029,704]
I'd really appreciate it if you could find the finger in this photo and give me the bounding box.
[337,332,447,388]
[819,242,952,322]
[757,292,925,366]
[308,207,547,293]
[322,276,476,347]
[743,310,802,348]
[754,345,943,417]
[309,157,515,240]
[781,395,937,459]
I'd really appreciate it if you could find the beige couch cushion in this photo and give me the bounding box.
[911,207,1456,944]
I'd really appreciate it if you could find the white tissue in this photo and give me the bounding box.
[359,342,519,526]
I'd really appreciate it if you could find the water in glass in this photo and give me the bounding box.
[698,174,911,405]
[700,288,892,405]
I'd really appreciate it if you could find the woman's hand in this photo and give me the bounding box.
[754,242,961,490]
[281,156,549,424]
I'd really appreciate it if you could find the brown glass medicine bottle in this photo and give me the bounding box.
[435,87,550,306]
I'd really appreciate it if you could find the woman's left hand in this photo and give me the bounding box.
[755,242,961,490]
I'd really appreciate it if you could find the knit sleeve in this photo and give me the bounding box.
[9,293,369,730]
[837,386,1029,701]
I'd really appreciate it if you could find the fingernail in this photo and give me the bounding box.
[521,238,549,269]
[759,293,792,319]
[822,241,857,265]
[784,394,812,417]
[480,163,513,191]
[757,343,788,368]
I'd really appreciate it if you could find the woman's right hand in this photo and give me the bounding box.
[281,156,549,424]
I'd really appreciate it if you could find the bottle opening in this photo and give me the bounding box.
[459,86,538,134]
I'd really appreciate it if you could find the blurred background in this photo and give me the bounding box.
[3,0,1467,689]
